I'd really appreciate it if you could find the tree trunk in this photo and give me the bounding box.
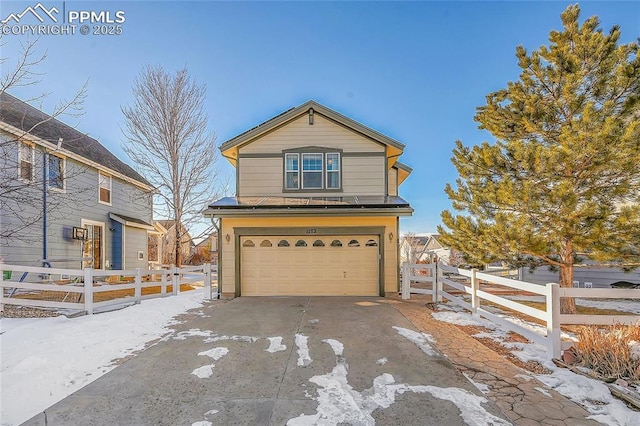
[559,239,576,314]
[174,224,182,267]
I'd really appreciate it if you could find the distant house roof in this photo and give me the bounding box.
[0,92,150,187]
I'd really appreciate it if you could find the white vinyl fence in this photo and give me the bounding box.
[401,262,640,359]
[1,263,218,315]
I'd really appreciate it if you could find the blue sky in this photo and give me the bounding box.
[2,1,639,233]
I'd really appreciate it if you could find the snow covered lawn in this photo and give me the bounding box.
[0,289,206,426]
[432,304,640,425]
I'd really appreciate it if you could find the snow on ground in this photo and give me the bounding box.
[392,326,437,356]
[287,338,510,426]
[265,336,287,353]
[191,347,230,379]
[295,333,312,367]
[0,289,206,426]
[431,303,640,425]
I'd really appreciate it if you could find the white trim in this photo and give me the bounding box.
[98,171,112,206]
[80,219,106,270]
[0,121,153,191]
[301,153,323,189]
[325,152,340,189]
[47,153,66,193]
[17,141,35,183]
[122,224,126,269]
[284,152,299,190]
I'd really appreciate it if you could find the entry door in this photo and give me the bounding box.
[81,221,104,269]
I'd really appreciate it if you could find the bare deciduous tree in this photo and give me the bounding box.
[121,65,220,266]
[1,35,88,243]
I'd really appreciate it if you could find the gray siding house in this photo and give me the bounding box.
[0,92,154,270]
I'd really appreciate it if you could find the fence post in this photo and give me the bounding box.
[134,268,142,304]
[431,263,438,303]
[401,262,410,299]
[546,283,561,359]
[204,263,211,300]
[436,263,443,302]
[84,268,93,315]
[471,268,480,319]
[172,265,179,296]
[161,269,167,296]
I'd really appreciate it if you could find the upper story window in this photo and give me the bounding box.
[284,150,341,191]
[18,142,34,182]
[48,154,65,191]
[98,171,112,205]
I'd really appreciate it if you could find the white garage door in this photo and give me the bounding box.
[240,235,379,296]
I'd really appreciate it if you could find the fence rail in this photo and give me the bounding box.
[401,262,640,359]
[1,263,218,315]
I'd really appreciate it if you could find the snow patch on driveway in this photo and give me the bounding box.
[392,326,437,356]
[265,336,287,353]
[198,347,229,361]
[322,339,344,356]
[287,339,508,426]
[191,365,215,379]
[295,334,312,367]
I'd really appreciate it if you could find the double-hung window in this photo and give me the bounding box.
[98,171,112,204]
[48,154,65,191]
[325,153,340,189]
[284,150,341,191]
[18,142,34,182]
[302,153,323,189]
[285,153,299,189]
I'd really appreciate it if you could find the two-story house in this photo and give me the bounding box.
[0,92,154,270]
[204,101,413,297]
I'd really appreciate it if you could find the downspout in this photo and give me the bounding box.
[211,216,220,299]
[42,150,48,267]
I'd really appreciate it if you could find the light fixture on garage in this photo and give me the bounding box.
[225,234,231,242]
[388,232,393,241]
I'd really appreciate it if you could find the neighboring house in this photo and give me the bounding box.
[204,100,413,297]
[0,92,154,270]
[521,265,640,289]
[156,220,192,265]
[187,232,218,265]
[400,234,451,264]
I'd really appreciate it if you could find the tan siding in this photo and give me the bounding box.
[238,157,282,196]
[239,115,385,154]
[342,156,385,195]
[388,168,398,196]
[238,155,386,197]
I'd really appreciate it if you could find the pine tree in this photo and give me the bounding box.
[438,5,640,313]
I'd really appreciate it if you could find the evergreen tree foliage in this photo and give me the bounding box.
[438,5,640,312]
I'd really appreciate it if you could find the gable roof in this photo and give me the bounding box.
[0,92,150,187]
[219,100,406,167]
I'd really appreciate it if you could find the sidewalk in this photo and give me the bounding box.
[391,298,601,426]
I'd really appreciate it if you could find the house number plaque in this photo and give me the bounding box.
[305,228,317,234]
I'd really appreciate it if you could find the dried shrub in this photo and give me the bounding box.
[573,323,640,381]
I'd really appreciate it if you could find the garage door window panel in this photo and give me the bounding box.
[348,239,360,247]
[313,240,325,247]
[243,240,255,247]
[331,240,343,247]
[278,240,290,247]
[295,240,307,247]
[260,240,272,247]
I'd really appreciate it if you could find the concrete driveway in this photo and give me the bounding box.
[24,297,510,426]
